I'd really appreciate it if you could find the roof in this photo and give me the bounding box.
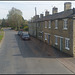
[36,8,75,22]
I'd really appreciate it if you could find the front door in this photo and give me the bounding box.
[60,38,63,51]
[48,35,50,44]
[42,32,43,41]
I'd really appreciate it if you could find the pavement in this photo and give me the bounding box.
[57,57,75,73]
[0,28,75,74]
[30,36,75,74]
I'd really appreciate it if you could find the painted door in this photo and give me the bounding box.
[48,35,50,44]
[60,38,63,51]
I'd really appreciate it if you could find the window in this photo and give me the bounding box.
[45,33,47,40]
[63,19,68,30]
[37,23,39,27]
[55,36,58,45]
[45,21,47,28]
[55,20,58,29]
[39,31,41,37]
[39,31,43,38]
[41,22,43,28]
[65,38,70,50]
[49,21,51,28]
[41,31,43,38]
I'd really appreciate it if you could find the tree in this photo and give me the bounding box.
[1,18,6,27]
[7,7,24,30]
[23,20,29,31]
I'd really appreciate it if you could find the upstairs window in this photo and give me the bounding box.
[63,19,68,30]
[37,23,39,27]
[45,21,47,28]
[49,21,51,28]
[55,20,58,29]
[37,23,40,28]
[65,38,70,50]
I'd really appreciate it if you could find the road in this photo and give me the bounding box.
[0,28,73,74]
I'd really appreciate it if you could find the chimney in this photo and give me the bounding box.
[64,2,71,11]
[45,10,49,16]
[35,15,39,20]
[52,7,58,14]
[40,14,43,18]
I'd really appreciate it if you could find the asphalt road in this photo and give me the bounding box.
[0,28,73,74]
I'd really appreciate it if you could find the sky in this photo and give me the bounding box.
[0,1,75,20]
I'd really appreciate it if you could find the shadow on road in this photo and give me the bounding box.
[15,34,72,58]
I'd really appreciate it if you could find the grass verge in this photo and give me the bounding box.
[0,28,4,42]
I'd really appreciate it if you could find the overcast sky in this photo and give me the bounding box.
[0,1,75,20]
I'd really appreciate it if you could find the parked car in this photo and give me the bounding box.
[20,32,28,37]
[21,33,30,40]
[18,31,23,36]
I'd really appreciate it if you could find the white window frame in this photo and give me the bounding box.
[63,19,68,30]
[65,38,70,50]
[55,35,58,45]
[45,21,47,28]
[49,21,51,28]
[37,23,39,27]
[45,33,47,40]
[55,20,58,29]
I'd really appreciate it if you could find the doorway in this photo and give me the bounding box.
[48,34,50,44]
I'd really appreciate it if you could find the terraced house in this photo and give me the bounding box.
[28,2,75,57]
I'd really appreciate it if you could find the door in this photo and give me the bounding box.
[48,35,50,44]
[42,32,43,41]
[60,38,63,51]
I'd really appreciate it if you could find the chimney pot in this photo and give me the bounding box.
[40,14,43,18]
[64,2,71,11]
[45,10,49,16]
[35,15,39,20]
[52,7,58,14]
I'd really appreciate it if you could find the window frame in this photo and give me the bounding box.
[37,23,39,27]
[65,38,70,50]
[45,21,47,28]
[55,35,58,45]
[63,19,68,30]
[55,20,58,29]
[45,33,47,40]
[49,21,51,28]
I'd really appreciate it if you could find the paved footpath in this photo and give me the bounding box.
[0,28,74,74]
[31,36,75,74]
[57,57,75,73]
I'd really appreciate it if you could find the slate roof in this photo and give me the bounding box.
[36,8,75,22]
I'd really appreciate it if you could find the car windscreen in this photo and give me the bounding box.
[23,34,29,37]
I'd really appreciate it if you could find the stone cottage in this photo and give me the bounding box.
[28,2,75,57]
